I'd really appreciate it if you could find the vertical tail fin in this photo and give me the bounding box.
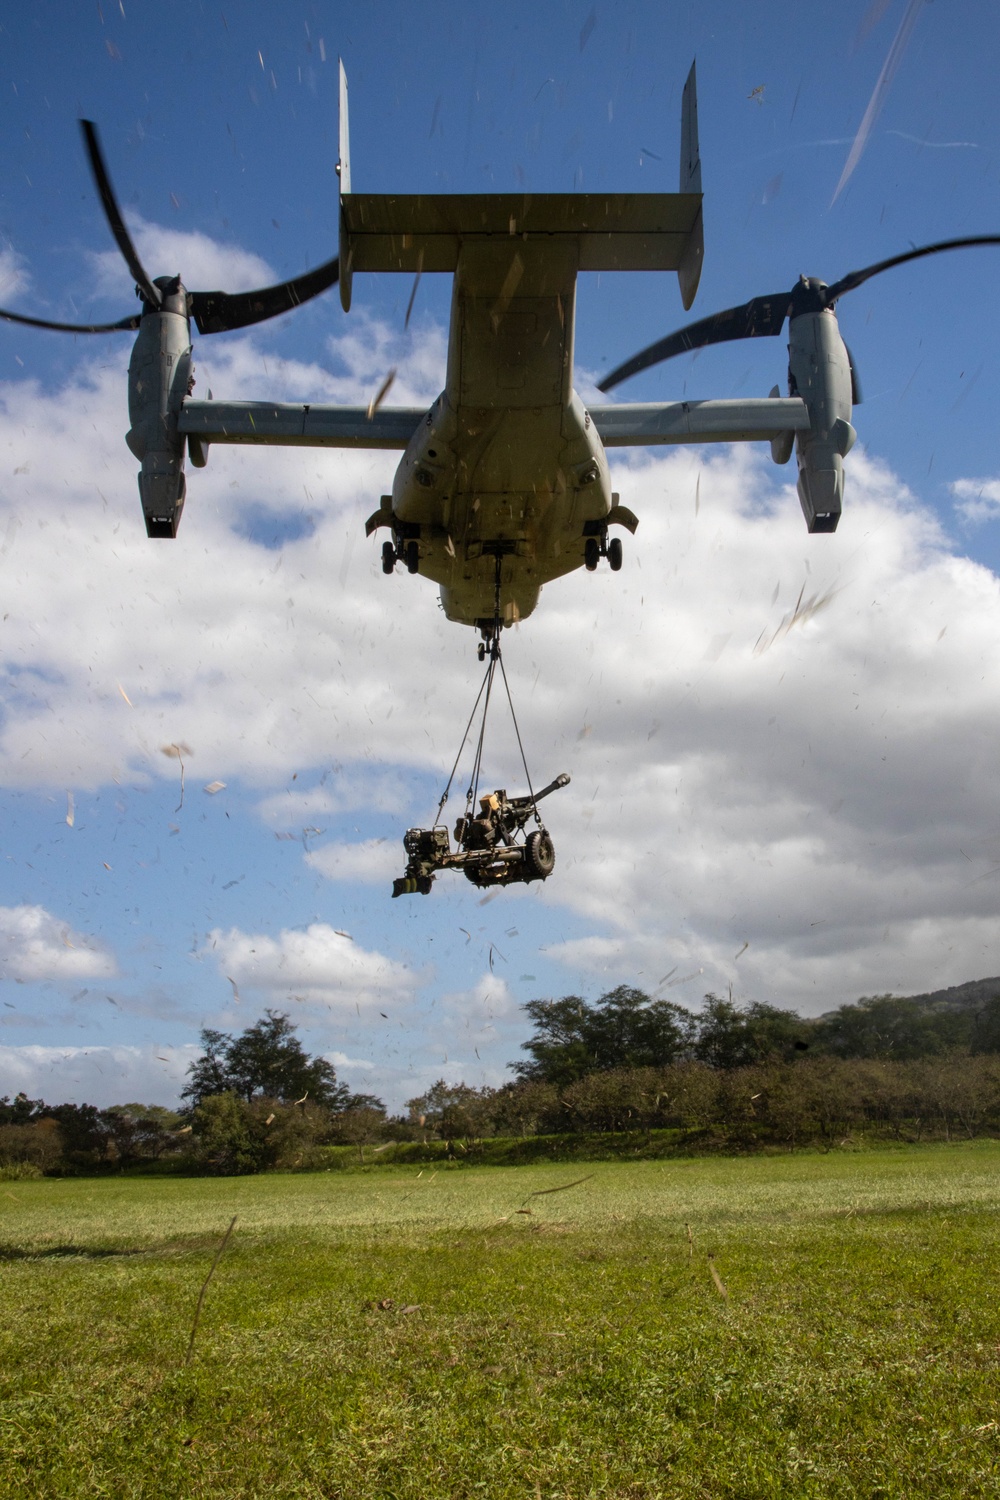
[677,60,703,310]
[338,59,353,311]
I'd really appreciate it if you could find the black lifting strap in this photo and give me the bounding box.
[432,554,542,835]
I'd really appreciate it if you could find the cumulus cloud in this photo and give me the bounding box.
[207,922,417,1011]
[0,905,116,982]
[951,477,1000,524]
[518,445,1000,1010]
[256,769,409,828]
[2,303,1000,1039]
[0,244,30,305]
[0,1043,196,1108]
[89,215,277,306]
[306,837,399,884]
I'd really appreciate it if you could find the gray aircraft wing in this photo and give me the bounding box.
[179,402,426,450]
[588,398,809,447]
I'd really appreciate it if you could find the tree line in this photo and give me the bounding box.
[511,985,1000,1084]
[0,1012,388,1177]
[3,983,999,1175]
[404,1055,1000,1151]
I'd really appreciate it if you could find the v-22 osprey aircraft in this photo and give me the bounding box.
[2,63,998,643]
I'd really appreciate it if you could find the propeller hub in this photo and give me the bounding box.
[788,276,831,320]
[143,274,188,317]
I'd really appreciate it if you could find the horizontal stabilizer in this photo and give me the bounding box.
[340,192,703,274]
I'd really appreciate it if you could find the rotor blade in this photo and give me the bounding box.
[826,235,1000,302]
[79,120,161,308]
[190,254,340,334]
[0,306,140,334]
[597,292,791,392]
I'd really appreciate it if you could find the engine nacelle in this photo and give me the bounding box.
[125,277,193,538]
[786,305,856,533]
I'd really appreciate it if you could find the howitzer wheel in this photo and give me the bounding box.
[525,829,555,879]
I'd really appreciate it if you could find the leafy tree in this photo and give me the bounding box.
[186,1092,339,1175]
[561,1066,665,1134]
[968,992,1000,1054]
[187,1092,261,1174]
[0,1117,63,1172]
[811,995,970,1061]
[490,1080,561,1137]
[182,1011,355,1109]
[406,1081,496,1142]
[182,1028,231,1103]
[513,996,594,1086]
[46,1102,110,1169]
[583,986,698,1072]
[342,1092,387,1113]
[694,995,812,1069]
[515,987,696,1084]
[0,1093,45,1126]
[329,1105,389,1162]
[101,1104,180,1168]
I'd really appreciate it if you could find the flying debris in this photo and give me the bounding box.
[3,59,999,903]
[1,63,996,603]
[0,63,701,609]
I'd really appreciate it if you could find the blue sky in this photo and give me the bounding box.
[2,0,1000,1111]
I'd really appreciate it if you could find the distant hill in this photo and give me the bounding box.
[812,978,1000,1058]
[897,977,1000,1013]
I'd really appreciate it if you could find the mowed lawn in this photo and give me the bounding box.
[2,1145,1000,1498]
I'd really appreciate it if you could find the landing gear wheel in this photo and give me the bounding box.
[584,537,600,572]
[525,829,555,879]
[608,537,623,572]
[381,540,396,575]
[405,540,419,575]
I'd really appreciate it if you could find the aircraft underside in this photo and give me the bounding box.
[388,390,616,627]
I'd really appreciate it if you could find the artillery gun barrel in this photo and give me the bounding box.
[514,772,570,810]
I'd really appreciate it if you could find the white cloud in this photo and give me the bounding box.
[464,973,517,1020]
[0,244,30,306]
[3,310,1000,1023]
[256,769,409,827]
[306,837,399,884]
[516,445,1000,1010]
[951,477,1000,524]
[0,1043,196,1108]
[207,922,418,1011]
[0,905,116,982]
[89,215,276,306]
[327,1049,376,1070]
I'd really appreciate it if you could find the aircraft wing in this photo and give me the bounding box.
[179,398,811,454]
[588,398,809,447]
[178,401,426,450]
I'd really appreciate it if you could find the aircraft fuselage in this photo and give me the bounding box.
[390,241,613,628]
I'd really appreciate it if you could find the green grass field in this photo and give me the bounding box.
[2,1143,1000,1498]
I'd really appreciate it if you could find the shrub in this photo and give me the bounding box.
[0,1160,44,1181]
[186,1092,334,1174]
[0,1119,64,1173]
